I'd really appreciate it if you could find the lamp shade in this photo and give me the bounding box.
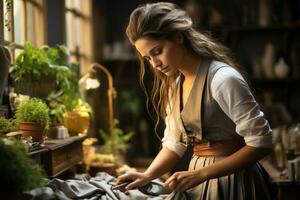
[79,73,100,90]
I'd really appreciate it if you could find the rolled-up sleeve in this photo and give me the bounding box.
[161,96,187,157]
[211,67,273,148]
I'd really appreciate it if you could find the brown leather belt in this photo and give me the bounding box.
[193,139,245,157]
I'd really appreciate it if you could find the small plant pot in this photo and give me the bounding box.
[63,110,90,135]
[19,122,47,142]
[47,125,69,139]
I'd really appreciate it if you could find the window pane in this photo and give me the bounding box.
[65,0,93,74]
[74,0,80,10]
[26,2,35,44]
[26,1,45,46]
[66,11,76,51]
[65,0,72,9]
[14,0,24,44]
[65,12,72,49]
[75,17,81,46]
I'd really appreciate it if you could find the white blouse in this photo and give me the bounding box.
[162,61,273,157]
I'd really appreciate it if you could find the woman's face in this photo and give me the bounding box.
[134,37,184,76]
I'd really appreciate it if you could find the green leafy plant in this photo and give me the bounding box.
[0,117,18,133]
[48,96,92,125]
[15,98,51,126]
[119,89,141,118]
[46,59,90,124]
[10,42,71,83]
[9,41,91,125]
[0,135,45,192]
[99,119,134,155]
[9,42,73,100]
[48,100,66,125]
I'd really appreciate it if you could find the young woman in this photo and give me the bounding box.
[117,2,273,199]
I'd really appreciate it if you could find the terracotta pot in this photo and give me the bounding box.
[63,110,90,135]
[19,122,46,142]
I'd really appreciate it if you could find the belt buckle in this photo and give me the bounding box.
[186,131,197,146]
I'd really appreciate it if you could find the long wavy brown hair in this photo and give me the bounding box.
[126,2,240,134]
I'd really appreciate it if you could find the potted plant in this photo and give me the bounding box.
[99,119,134,157]
[88,119,134,175]
[43,59,92,135]
[87,119,133,176]
[15,98,50,142]
[0,135,45,198]
[63,98,92,135]
[0,117,18,134]
[9,42,72,98]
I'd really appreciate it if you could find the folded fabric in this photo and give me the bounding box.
[48,178,102,199]
[24,172,190,200]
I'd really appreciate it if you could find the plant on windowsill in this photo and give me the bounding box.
[9,42,72,99]
[15,98,51,142]
[0,135,45,198]
[0,117,18,134]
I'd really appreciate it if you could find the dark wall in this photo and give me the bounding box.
[93,0,184,43]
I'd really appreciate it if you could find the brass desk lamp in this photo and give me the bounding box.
[79,63,117,154]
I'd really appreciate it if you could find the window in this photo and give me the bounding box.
[1,0,93,72]
[1,0,46,60]
[64,0,93,74]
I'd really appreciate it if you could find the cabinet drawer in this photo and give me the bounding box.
[42,142,83,177]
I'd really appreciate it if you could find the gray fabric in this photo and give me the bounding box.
[24,187,59,200]
[25,172,171,200]
[48,178,101,199]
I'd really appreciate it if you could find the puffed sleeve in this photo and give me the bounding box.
[161,86,187,157]
[211,67,273,148]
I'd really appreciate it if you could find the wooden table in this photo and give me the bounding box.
[29,136,85,177]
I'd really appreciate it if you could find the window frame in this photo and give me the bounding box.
[64,0,93,74]
[1,0,46,61]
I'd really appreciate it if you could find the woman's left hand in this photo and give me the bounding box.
[164,169,206,191]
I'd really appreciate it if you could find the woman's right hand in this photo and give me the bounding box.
[116,171,152,190]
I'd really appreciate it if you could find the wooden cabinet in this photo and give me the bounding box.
[30,136,85,177]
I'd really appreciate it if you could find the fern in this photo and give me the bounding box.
[99,119,134,155]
